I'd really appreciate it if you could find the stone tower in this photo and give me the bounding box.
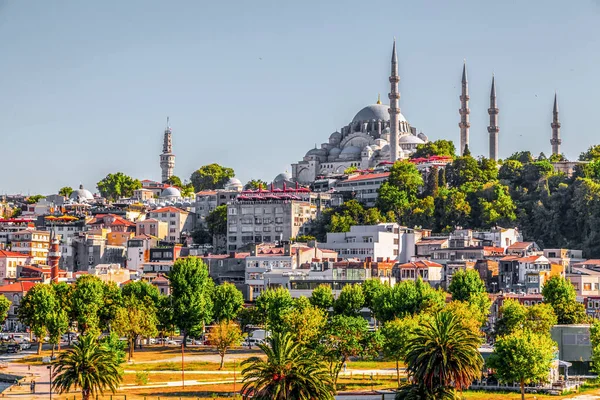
[160,117,175,183]
[550,93,562,156]
[487,75,499,161]
[47,231,61,282]
[459,61,470,156]
[388,39,400,162]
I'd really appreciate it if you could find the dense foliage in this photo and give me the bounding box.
[190,163,235,192]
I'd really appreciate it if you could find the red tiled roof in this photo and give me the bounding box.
[500,255,520,261]
[196,190,218,196]
[483,246,505,254]
[0,281,36,293]
[0,250,29,258]
[416,239,449,246]
[346,172,390,182]
[517,255,546,263]
[398,260,443,268]
[578,259,600,265]
[153,275,169,283]
[507,242,534,250]
[151,206,188,214]
[131,234,156,240]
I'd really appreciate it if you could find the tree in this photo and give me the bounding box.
[165,175,183,187]
[280,300,327,346]
[590,320,600,374]
[488,330,557,400]
[169,257,214,346]
[404,310,483,396]
[580,145,600,161]
[190,227,212,245]
[343,166,358,174]
[362,279,386,317]
[372,278,445,323]
[190,163,235,192]
[212,282,244,322]
[156,295,175,341]
[476,182,517,227]
[310,284,334,310]
[333,283,364,316]
[448,269,486,302]
[25,194,45,204]
[382,315,419,386]
[96,172,141,201]
[320,315,371,387]
[99,282,122,331]
[206,204,227,237]
[112,294,158,361]
[241,331,334,399]
[245,179,268,190]
[542,275,588,324]
[255,287,293,332]
[0,296,10,325]
[495,299,557,337]
[411,139,456,159]
[387,160,424,197]
[58,186,73,197]
[18,284,57,354]
[47,305,69,356]
[52,334,123,400]
[208,320,243,369]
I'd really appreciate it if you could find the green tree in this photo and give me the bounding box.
[190,163,235,192]
[343,165,359,174]
[590,320,600,374]
[498,159,524,185]
[212,282,244,322]
[96,172,141,201]
[156,295,175,341]
[244,179,268,190]
[191,227,212,245]
[58,186,73,197]
[255,287,294,332]
[206,204,228,237]
[362,279,386,313]
[99,282,122,331]
[388,160,424,197]
[507,151,533,164]
[280,300,327,346]
[321,315,372,388]
[52,334,123,400]
[580,145,600,161]
[446,155,483,187]
[476,182,517,227]
[169,257,214,346]
[404,310,483,396]
[47,305,69,356]
[121,280,159,305]
[495,299,558,337]
[310,284,334,310]
[488,330,557,400]
[372,278,445,323]
[17,284,57,354]
[549,153,566,162]
[411,139,456,159]
[448,269,486,302]
[0,296,10,325]
[25,194,45,204]
[542,275,588,324]
[241,331,334,399]
[382,315,419,386]
[333,283,364,317]
[112,294,158,361]
[165,175,183,187]
[208,320,243,369]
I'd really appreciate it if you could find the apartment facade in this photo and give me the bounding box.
[148,206,194,243]
[9,230,50,264]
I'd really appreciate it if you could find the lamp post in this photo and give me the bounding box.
[46,365,52,400]
[181,341,185,388]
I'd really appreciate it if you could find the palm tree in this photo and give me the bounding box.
[241,331,334,400]
[52,334,122,400]
[400,310,483,397]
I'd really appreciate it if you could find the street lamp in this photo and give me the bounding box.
[46,365,52,400]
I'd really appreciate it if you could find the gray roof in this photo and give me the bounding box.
[352,104,407,123]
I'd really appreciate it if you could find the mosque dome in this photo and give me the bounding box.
[329,147,342,156]
[69,185,94,202]
[305,148,327,157]
[417,132,429,142]
[352,104,407,123]
[274,171,292,182]
[399,135,425,144]
[160,187,181,198]
[224,177,243,191]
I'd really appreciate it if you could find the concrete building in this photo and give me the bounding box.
[322,223,418,263]
[333,172,390,207]
[126,234,159,272]
[506,241,541,256]
[136,218,168,240]
[0,281,36,331]
[567,267,600,297]
[9,230,50,264]
[551,325,591,375]
[72,233,127,272]
[148,206,194,243]
[199,252,251,298]
[227,196,316,252]
[396,260,443,288]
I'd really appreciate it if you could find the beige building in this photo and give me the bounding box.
[0,250,29,284]
[136,219,168,240]
[227,199,316,252]
[9,230,50,264]
[147,207,194,243]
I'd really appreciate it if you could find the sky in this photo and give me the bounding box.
[1,0,600,195]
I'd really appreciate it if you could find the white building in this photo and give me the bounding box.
[321,223,418,263]
[0,250,29,284]
[147,206,194,243]
[333,172,390,207]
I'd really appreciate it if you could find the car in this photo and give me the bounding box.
[242,338,264,347]
[6,343,21,353]
[166,339,181,345]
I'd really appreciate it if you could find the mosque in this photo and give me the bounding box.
[292,40,428,184]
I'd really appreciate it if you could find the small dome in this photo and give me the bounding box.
[417,132,429,142]
[160,187,181,198]
[224,177,243,191]
[329,147,342,156]
[341,146,361,155]
[375,138,387,148]
[69,184,94,202]
[352,104,407,123]
[329,132,342,142]
[305,148,327,157]
[274,171,292,182]
[399,135,425,144]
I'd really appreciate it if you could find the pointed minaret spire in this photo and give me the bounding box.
[488,74,499,161]
[551,92,562,156]
[459,60,470,156]
[388,38,401,162]
[160,117,175,183]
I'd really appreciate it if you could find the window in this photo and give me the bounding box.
[229,208,238,215]
[229,226,238,233]
[275,227,283,232]
[275,217,283,224]
[229,236,237,242]
[170,221,176,225]
[584,283,592,291]
[263,227,271,232]
[242,207,253,215]
[170,213,176,217]
[169,236,176,241]
[170,228,176,233]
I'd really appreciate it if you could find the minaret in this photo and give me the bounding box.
[47,231,61,283]
[160,117,175,183]
[459,61,470,156]
[551,93,562,156]
[487,75,499,161]
[388,39,400,162]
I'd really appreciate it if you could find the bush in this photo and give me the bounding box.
[135,371,149,385]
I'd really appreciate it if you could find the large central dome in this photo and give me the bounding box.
[352,103,407,123]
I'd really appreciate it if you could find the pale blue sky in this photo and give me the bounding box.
[1,0,600,194]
